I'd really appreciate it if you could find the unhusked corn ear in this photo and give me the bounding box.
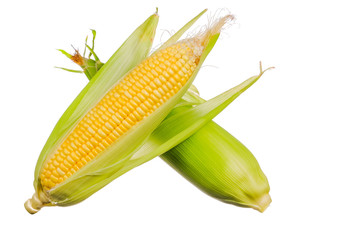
[40,41,199,191]
[161,120,271,212]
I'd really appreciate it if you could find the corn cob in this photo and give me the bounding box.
[25,12,232,213]
[59,12,271,212]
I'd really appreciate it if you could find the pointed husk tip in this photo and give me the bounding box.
[197,14,234,47]
[253,193,272,213]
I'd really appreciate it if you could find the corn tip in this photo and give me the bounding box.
[254,193,272,213]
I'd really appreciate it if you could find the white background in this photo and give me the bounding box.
[1,0,359,239]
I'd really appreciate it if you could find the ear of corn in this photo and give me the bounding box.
[161,120,271,212]
[33,13,159,189]
[26,12,159,213]
[26,11,229,213]
[58,11,272,212]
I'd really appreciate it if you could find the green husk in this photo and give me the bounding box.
[58,11,272,212]
[162,121,271,212]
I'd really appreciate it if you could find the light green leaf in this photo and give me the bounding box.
[57,49,72,59]
[128,65,270,169]
[55,67,83,73]
[89,29,97,58]
[85,44,100,61]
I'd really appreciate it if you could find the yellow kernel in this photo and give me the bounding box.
[59,163,68,172]
[142,75,151,83]
[45,171,52,177]
[82,144,90,153]
[64,148,70,155]
[169,77,177,85]
[114,126,124,136]
[157,88,166,96]
[128,113,137,122]
[137,107,146,116]
[166,82,173,89]
[78,148,86,156]
[154,78,162,87]
[151,69,159,77]
[97,129,106,138]
[141,89,150,97]
[147,72,154,80]
[86,141,94,149]
[167,68,175,75]
[71,152,80,161]
[124,91,132,99]
[112,115,121,125]
[108,119,117,128]
[150,94,158,102]
[118,109,128,119]
[73,164,80,171]
[108,133,118,141]
[129,88,137,96]
[50,175,59,183]
[63,160,72,169]
[139,103,148,112]
[101,114,109,121]
[119,124,128,133]
[102,126,111,135]
[137,93,146,102]
[153,90,162,98]
[122,119,132,129]
[87,137,96,146]
[133,111,143,121]
[105,122,114,131]
[164,60,171,66]
[144,100,153,109]
[101,139,110,148]
[149,82,157,89]
[129,99,138,108]
[66,155,75,165]
[122,106,131,115]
